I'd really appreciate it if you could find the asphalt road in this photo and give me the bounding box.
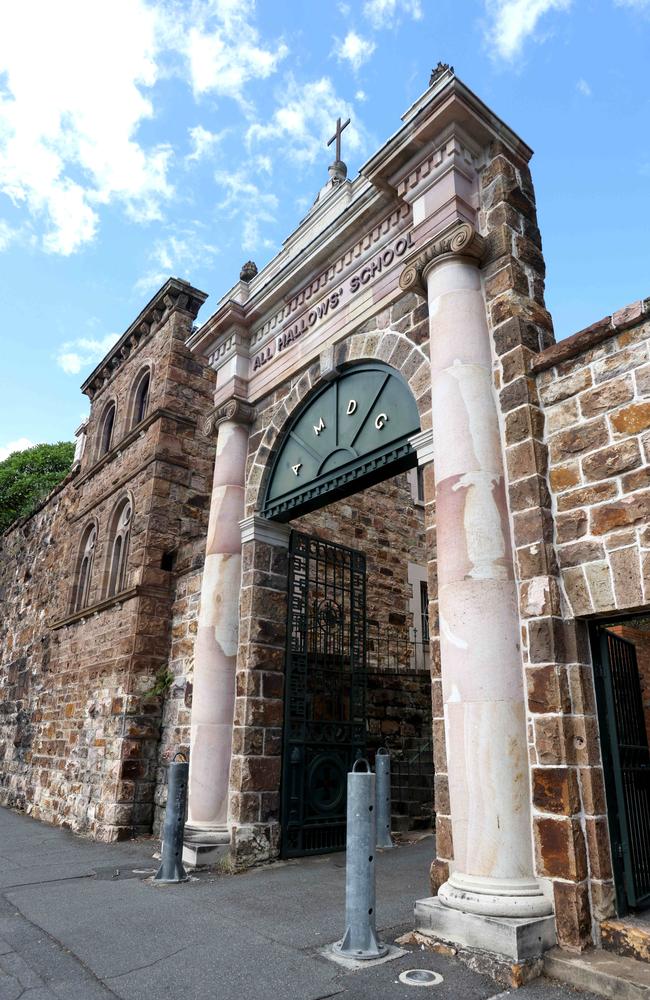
[0,807,600,1000]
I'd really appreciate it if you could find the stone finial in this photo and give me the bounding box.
[328,160,348,186]
[240,261,258,282]
[429,62,453,87]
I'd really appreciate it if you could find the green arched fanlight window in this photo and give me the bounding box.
[262,362,421,521]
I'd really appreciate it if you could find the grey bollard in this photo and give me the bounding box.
[333,759,388,961]
[154,755,189,883]
[375,748,394,849]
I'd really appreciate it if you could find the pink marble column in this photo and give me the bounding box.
[186,401,253,844]
[402,222,551,918]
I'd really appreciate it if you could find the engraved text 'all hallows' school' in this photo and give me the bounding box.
[252,231,414,372]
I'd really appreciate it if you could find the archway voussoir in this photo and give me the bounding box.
[375,334,397,362]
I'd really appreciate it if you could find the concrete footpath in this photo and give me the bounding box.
[0,807,599,1000]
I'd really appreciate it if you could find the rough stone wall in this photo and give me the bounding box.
[533,302,650,619]
[229,298,437,862]
[0,289,216,841]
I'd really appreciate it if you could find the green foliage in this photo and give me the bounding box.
[145,668,175,698]
[0,441,75,534]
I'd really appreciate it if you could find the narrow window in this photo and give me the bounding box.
[416,465,425,504]
[99,403,116,457]
[420,580,430,643]
[132,372,150,428]
[107,500,132,597]
[74,524,97,612]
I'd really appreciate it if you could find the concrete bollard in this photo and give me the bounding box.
[375,748,394,850]
[333,759,388,961]
[154,754,189,883]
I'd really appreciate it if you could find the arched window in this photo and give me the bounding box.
[74,523,97,612]
[107,498,133,597]
[131,370,150,428]
[99,403,116,457]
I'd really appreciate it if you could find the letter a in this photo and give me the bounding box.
[314,417,325,436]
[292,463,302,476]
[346,399,357,415]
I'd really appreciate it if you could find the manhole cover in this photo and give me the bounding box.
[398,969,443,987]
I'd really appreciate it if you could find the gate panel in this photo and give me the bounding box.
[281,531,366,857]
[596,628,650,910]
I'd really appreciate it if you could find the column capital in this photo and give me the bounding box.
[203,396,255,437]
[399,220,486,298]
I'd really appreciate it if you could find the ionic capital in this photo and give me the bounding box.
[399,220,486,298]
[203,397,255,437]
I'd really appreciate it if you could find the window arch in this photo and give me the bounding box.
[107,497,133,597]
[98,402,116,458]
[73,522,97,612]
[131,369,150,428]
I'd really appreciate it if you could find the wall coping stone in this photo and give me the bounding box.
[530,298,650,375]
[240,514,291,548]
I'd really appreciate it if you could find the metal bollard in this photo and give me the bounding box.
[375,748,394,850]
[154,754,189,883]
[333,759,388,961]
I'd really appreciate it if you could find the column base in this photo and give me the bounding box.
[438,871,553,919]
[415,896,556,962]
[182,824,231,869]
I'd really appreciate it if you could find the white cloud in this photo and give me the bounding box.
[55,333,121,376]
[134,228,219,294]
[173,0,288,107]
[576,78,591,96]
[0,0,174,256]
[246,76,369,167]
[0,1,288,256]
[0,437,35,461]
[186,125,227,164]
[214,169,279,252]
[0,220,18,252]
[362,0,423,29]
[336,31,376,72]
[614,0,650,8]
[484,0,572,60]
[355,89,368,102]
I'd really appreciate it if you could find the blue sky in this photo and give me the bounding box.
[1,0,649,457]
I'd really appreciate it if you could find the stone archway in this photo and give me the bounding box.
[228,341,432,865]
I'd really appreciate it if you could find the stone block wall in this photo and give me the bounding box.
[533,301,650,619]
[0,284,216,841]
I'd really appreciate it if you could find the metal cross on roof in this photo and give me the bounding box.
[327,116,351,163]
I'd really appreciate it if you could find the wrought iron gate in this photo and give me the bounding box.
[281,531,366,858]
[594,627,650,911]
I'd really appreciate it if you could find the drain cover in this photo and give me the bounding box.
[398,969,443,987]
